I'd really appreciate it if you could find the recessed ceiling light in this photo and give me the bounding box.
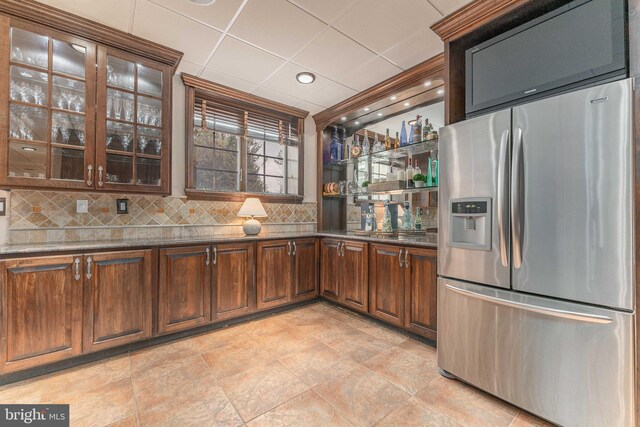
[341,117,347,121]
[424,81,432,87]
[190,0,217,4]
[22,146,36,152]
[355,121,360,125]
[404,102,410,107]
[377,112,383,116]
[296,72,315,84]
[437,89,445,95]
[364,107,370,112]
[390,96,397,101]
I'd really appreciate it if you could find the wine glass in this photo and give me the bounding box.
[66,93,78,111]
[107,96,113,118]
[137,136,148,153]
[121,133,131,151]
[123,100,133,122]
[18,82,30,102]
[74,96,84,112]
[78,130,85,146]
[32,86,45,105]
[153,140,161,155]
[114,97,123,120]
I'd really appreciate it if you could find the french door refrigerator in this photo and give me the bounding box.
[438,78,635,427]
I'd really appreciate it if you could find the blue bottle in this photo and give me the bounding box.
[408,123,414,146]
[339,128,347,160]
[400,120,408,146]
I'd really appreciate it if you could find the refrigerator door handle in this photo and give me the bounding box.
[445,284,613,324]
[497,129,510,267]
[511,127,524,269]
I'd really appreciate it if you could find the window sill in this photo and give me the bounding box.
[185,189,304,204]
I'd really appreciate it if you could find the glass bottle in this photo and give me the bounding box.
[372,132,384,153]
[426,154,433,187]
[330,126,339,162]
[415,208,422,230]
[395,132,400,148]
[339,128,347,160]
[423,118,433,140]
[406,157,414,188]
[402,201,412,230]
[408,123,414,146]
[400,120,408,146]
[432,151,439,186]
[359,133,369,155]
[414,115,422,143]
[382,199,393,232]
[384,128,391,150]
[370,206,377,231]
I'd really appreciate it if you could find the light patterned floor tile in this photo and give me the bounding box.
[364,347,440,395]
[376,397,463,426]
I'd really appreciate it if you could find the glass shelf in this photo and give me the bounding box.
[326,139,438,168]
[323,186,437,200]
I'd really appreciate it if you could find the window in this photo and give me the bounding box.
[183,75,307,203]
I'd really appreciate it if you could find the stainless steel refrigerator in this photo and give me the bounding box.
[438,78,635,427]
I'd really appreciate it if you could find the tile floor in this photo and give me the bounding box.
[0,302,554,426]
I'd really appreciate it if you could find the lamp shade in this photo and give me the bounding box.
[237,197,267,218]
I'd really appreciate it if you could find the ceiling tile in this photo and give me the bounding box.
[262,62,330,100]
[35,0,133,32]
[148,0,244,31]
[252,87,302,107]
[133,0,222,66]
[339,56,402,91]
[199,68,258,93]
[177,60,203,76]
[294,100,325,115]
[334,0,442,53]
[293,29,376,81]
[428,0,473,16]
[382,27,443,69]
[305,80,357,108]
[229,0,326,59]
[288,0,359,24]
[206,37,286,85]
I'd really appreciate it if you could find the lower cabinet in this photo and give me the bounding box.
[83,250,153,352]
[212,242,255,321]
[320,239,368,313]
[158,245,211,334]
[369,244,405,327]
[257,238,319,310]
[369,243,438,339]
[0,255,83,373]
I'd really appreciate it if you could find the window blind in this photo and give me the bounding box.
[194,97,244,136]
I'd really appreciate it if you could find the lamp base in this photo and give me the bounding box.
[243,218,262,235]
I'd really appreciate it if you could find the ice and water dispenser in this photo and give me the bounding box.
[449,198,491,250]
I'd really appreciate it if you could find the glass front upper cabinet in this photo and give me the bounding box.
[95,48,170,192]
[0,21,173,194]
[2,24,96,189]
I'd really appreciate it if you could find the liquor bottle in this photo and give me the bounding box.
[423,118,433,141]
[414,160,421,175]
[339,128,347,160]
[395,132,400,148]
[372,132,384,152]
[351,131,362,158]
[408,123,414,146]
[384,129,391,150]
[370,206,377,231]
[406,157,414,188]
[330,126,339,162]
[382,199,393,232]
[432,151,439,186]
[400,120,408,146]
[359,133,369,155]
[414,115,422,143]
[415,208,422,230]
[426,154,433,187]
[402,201,412,230]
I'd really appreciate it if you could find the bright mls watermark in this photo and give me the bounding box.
[0,405,69,426]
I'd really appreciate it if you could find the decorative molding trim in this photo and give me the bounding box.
[185,189,304,204]
[430,0,532,42]
[312,53,444,128]
[181,73,309,119]
[0,0,183,69]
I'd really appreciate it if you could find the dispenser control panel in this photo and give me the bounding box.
[449,197,492,251]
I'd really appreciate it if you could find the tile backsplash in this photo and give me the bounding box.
[7,190,317,243]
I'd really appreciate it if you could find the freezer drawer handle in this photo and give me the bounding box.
[445,284,613,324]
[497,129,509,267]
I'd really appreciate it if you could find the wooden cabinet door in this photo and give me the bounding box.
[83,250,152,352]
[212,242,255,321]
[320,239,341,301]
[341,240,369,313]
[404,247,438,340]
[158,245,211,334]
[291,238,319,302]
[256,240,292,310]
[369,244,405,327]
[0,255,83,373]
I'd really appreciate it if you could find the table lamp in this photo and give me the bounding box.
[237,197,267,235]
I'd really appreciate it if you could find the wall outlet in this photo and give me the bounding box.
[77,200,88,213]
[116,199,128,214]
[0,197,6,216]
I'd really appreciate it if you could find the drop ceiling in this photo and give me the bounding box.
[34,0,472,114]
